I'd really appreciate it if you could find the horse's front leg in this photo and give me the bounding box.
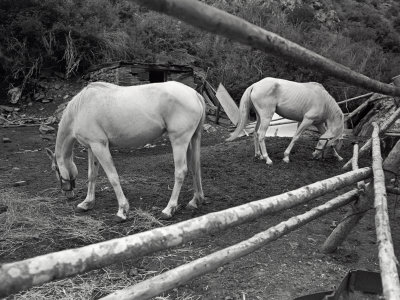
[76,148,99,212]
[161,143,188,219]
[283,118,313,163]
[89,142,130,221]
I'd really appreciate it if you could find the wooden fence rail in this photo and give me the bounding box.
[0,167,372,298]
[130,0,400,97]
[100,190,359,300]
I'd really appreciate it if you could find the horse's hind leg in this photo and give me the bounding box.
[76,148,99,212]
[89,142,129,221]
[283,117,313,163]
[253,113,263,160]
[161,140,189,219]
[257,114,274,165]
[186,132,206,210]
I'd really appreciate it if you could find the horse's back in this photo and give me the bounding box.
[64,81,204,148]
[251,77,338,121]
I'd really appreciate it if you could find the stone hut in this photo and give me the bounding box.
[86,61,196,88]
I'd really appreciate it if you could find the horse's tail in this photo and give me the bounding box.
[187,93,206,200]
[225,86,254,142]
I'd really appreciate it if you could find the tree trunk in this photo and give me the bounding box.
[130,0,400,96]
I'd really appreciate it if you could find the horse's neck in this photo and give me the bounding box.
[55,117,75,167]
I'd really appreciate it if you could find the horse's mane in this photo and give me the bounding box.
[60,82,115,123]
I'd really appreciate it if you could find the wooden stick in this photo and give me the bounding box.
[337,92,374,105]
[130,0,400,97]
[371,122,400,300]
[0,167,372,298]
[100,189,359,300]
[343,106,400,170]
[387,186,400,195]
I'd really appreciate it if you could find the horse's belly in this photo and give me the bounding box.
[107,127,166,148]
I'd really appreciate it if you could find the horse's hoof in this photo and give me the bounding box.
[266,160,273,165]
[113,215,127,223]
[186,203,198,211]
[74,206,88,213]
[282,157,289,163]
[159,212,173,220]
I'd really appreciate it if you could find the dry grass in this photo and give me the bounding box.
[0,190,106,258]
[0,189,204,299]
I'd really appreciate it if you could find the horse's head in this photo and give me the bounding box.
[45,148,77,198]
[312,136,343,160]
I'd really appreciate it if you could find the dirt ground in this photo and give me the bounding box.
[1,94,399,300]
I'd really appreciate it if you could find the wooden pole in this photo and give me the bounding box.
[130,0,400,97]
[371,122,400,300]
[0,167,372,298]
[100,190,359,300]
[343,106,400,170]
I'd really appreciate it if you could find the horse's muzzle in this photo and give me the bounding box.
[312,150,323,160]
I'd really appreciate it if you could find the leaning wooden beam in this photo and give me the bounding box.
[322,143,370,253]
[0,167,372,298]
[371,122,400,300]
[345,96,392,121]
[343,106,400,170]
[100,189,359,300]
[130,0,400,97]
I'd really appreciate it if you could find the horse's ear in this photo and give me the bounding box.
[45,148,55,161]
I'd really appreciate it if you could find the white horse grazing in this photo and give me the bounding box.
[226,77,344,164]
[46,81,206,221]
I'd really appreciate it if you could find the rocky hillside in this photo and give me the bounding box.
[1,0,400,104]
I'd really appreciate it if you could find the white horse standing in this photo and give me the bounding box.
[227,77,344,164]
[46,81,206,221]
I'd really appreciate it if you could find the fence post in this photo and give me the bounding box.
[371,122,400,300]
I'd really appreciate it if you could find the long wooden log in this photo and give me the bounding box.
[371,122,400,300]
[343,106,400,170]
[0,167,372,298]
[130,0,400,97]
[100,189,359,300]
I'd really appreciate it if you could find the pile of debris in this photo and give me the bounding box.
[0,104,57,136]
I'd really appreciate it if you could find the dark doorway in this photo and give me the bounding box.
[149,70,166,83]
